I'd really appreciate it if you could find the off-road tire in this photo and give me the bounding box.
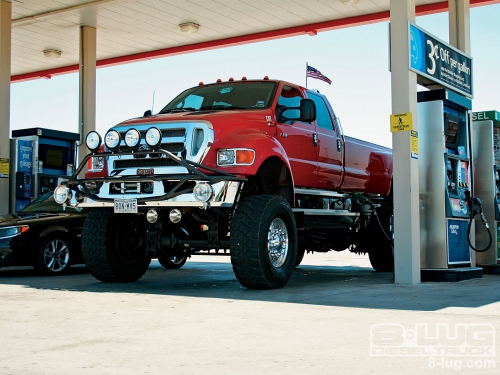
[366,206,394,272]
[295,244,306,267]
[230,195,297,289]
[157,253,188,269]
[82,208,151,282]
[33,233,71,275]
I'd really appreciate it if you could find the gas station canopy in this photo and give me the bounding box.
[11,0,498,82]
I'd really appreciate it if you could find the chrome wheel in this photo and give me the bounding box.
[169,256,185,265]
[43,238,70,272]
[267,217,288,268]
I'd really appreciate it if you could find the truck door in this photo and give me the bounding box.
[307,91,344,189]
[275,85,319,188]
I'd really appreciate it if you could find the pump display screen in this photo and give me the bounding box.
[38,144,69,170]
[444,113,462,150]
[445,119,459,147]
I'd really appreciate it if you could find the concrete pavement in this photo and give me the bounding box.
[0,252,498,375]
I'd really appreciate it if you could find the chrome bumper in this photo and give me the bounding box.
[73,180,242,209]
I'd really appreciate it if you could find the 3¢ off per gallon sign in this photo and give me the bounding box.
[391,112,413,132]
[409,22,473,98]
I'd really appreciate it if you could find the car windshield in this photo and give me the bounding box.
[159,82,277,113]
[20,192,84,214]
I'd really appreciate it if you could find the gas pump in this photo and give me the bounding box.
[418,89,483,280]
[9,128,79,212]
[471,110,500,272]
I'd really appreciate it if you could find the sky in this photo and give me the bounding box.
[9,3,500,149]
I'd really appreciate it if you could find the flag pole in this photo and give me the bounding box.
[306,62,308,88]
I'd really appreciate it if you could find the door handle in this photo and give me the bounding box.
[313,133,318,146]
[337,139,342,151]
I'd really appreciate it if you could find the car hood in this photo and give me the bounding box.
[0,212,79,227]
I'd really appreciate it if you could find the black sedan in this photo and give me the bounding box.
[0,192,88,275]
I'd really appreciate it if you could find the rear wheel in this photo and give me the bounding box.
[230,195,297,289]
[366,206,394,272]
[82,208,151,282]
[34,233,71,275]
[157,253,188,269]
[295,244,306,267]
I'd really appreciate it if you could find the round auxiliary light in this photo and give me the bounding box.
[193,182,213,202]
[53,185,72,205]
[105,130,121,150]
[145,127,161,148]
[169,209,182,223]
[146,209,158,223]
[85,131,101,152]
[125,128,141,148]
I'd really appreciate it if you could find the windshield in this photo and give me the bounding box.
[159,82,277,113]
[20,192,84,214]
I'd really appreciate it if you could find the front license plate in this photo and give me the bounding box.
[114,198,138,213]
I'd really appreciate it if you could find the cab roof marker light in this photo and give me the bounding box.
[229,77,234,81]
[242,76,247,80]
[216,79,222,83]
[263,76,269,80]
[199,82,204,86]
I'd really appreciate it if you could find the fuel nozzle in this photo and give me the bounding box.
[465,191,490,229]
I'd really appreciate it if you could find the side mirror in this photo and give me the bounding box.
[143,109,152,117]
[300,99,316,122]
[276,99,316,123]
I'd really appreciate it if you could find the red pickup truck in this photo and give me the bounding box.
[54,77,393,289]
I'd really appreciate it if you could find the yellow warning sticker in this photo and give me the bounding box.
[390,112,413,132]
[0,158,9,178]
[411,130,418,159]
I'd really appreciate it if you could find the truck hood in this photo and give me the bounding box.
[115,108,271,127]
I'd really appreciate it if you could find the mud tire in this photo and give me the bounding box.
[82,208,151,282]
[230,195,297,289]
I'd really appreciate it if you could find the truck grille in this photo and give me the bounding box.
[114,158,178,169]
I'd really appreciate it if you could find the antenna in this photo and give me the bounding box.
[151,90,156,113]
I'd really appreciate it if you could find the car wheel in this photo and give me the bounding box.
[157,253,188,269]
[230,195,297,289]
[34,233,71,275]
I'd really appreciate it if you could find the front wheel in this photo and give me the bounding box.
[34,233,71,275]
[230,195,297,289]
[82,209,151,282]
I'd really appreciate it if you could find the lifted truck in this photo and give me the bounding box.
[54,77,394,289]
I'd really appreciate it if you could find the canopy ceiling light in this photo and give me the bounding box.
[43,49,62,58]
[340,0,359,5]
[179,22,200,33]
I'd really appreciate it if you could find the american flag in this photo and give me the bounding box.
[307,65,332,85]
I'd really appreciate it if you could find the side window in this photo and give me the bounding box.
[277,85,302,119]
[308,93,335,131]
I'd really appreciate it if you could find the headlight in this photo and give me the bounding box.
[53,185,72,205]
[85,131,102,152]
[145,127,161,148]
[193,182,213,202]
[0,225,29,239]
[105,130,121,150]
[217,149,255,166]
[125,128,141,148]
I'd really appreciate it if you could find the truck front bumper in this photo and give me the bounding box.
[61,148,247,210]
[76,180,243,209]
